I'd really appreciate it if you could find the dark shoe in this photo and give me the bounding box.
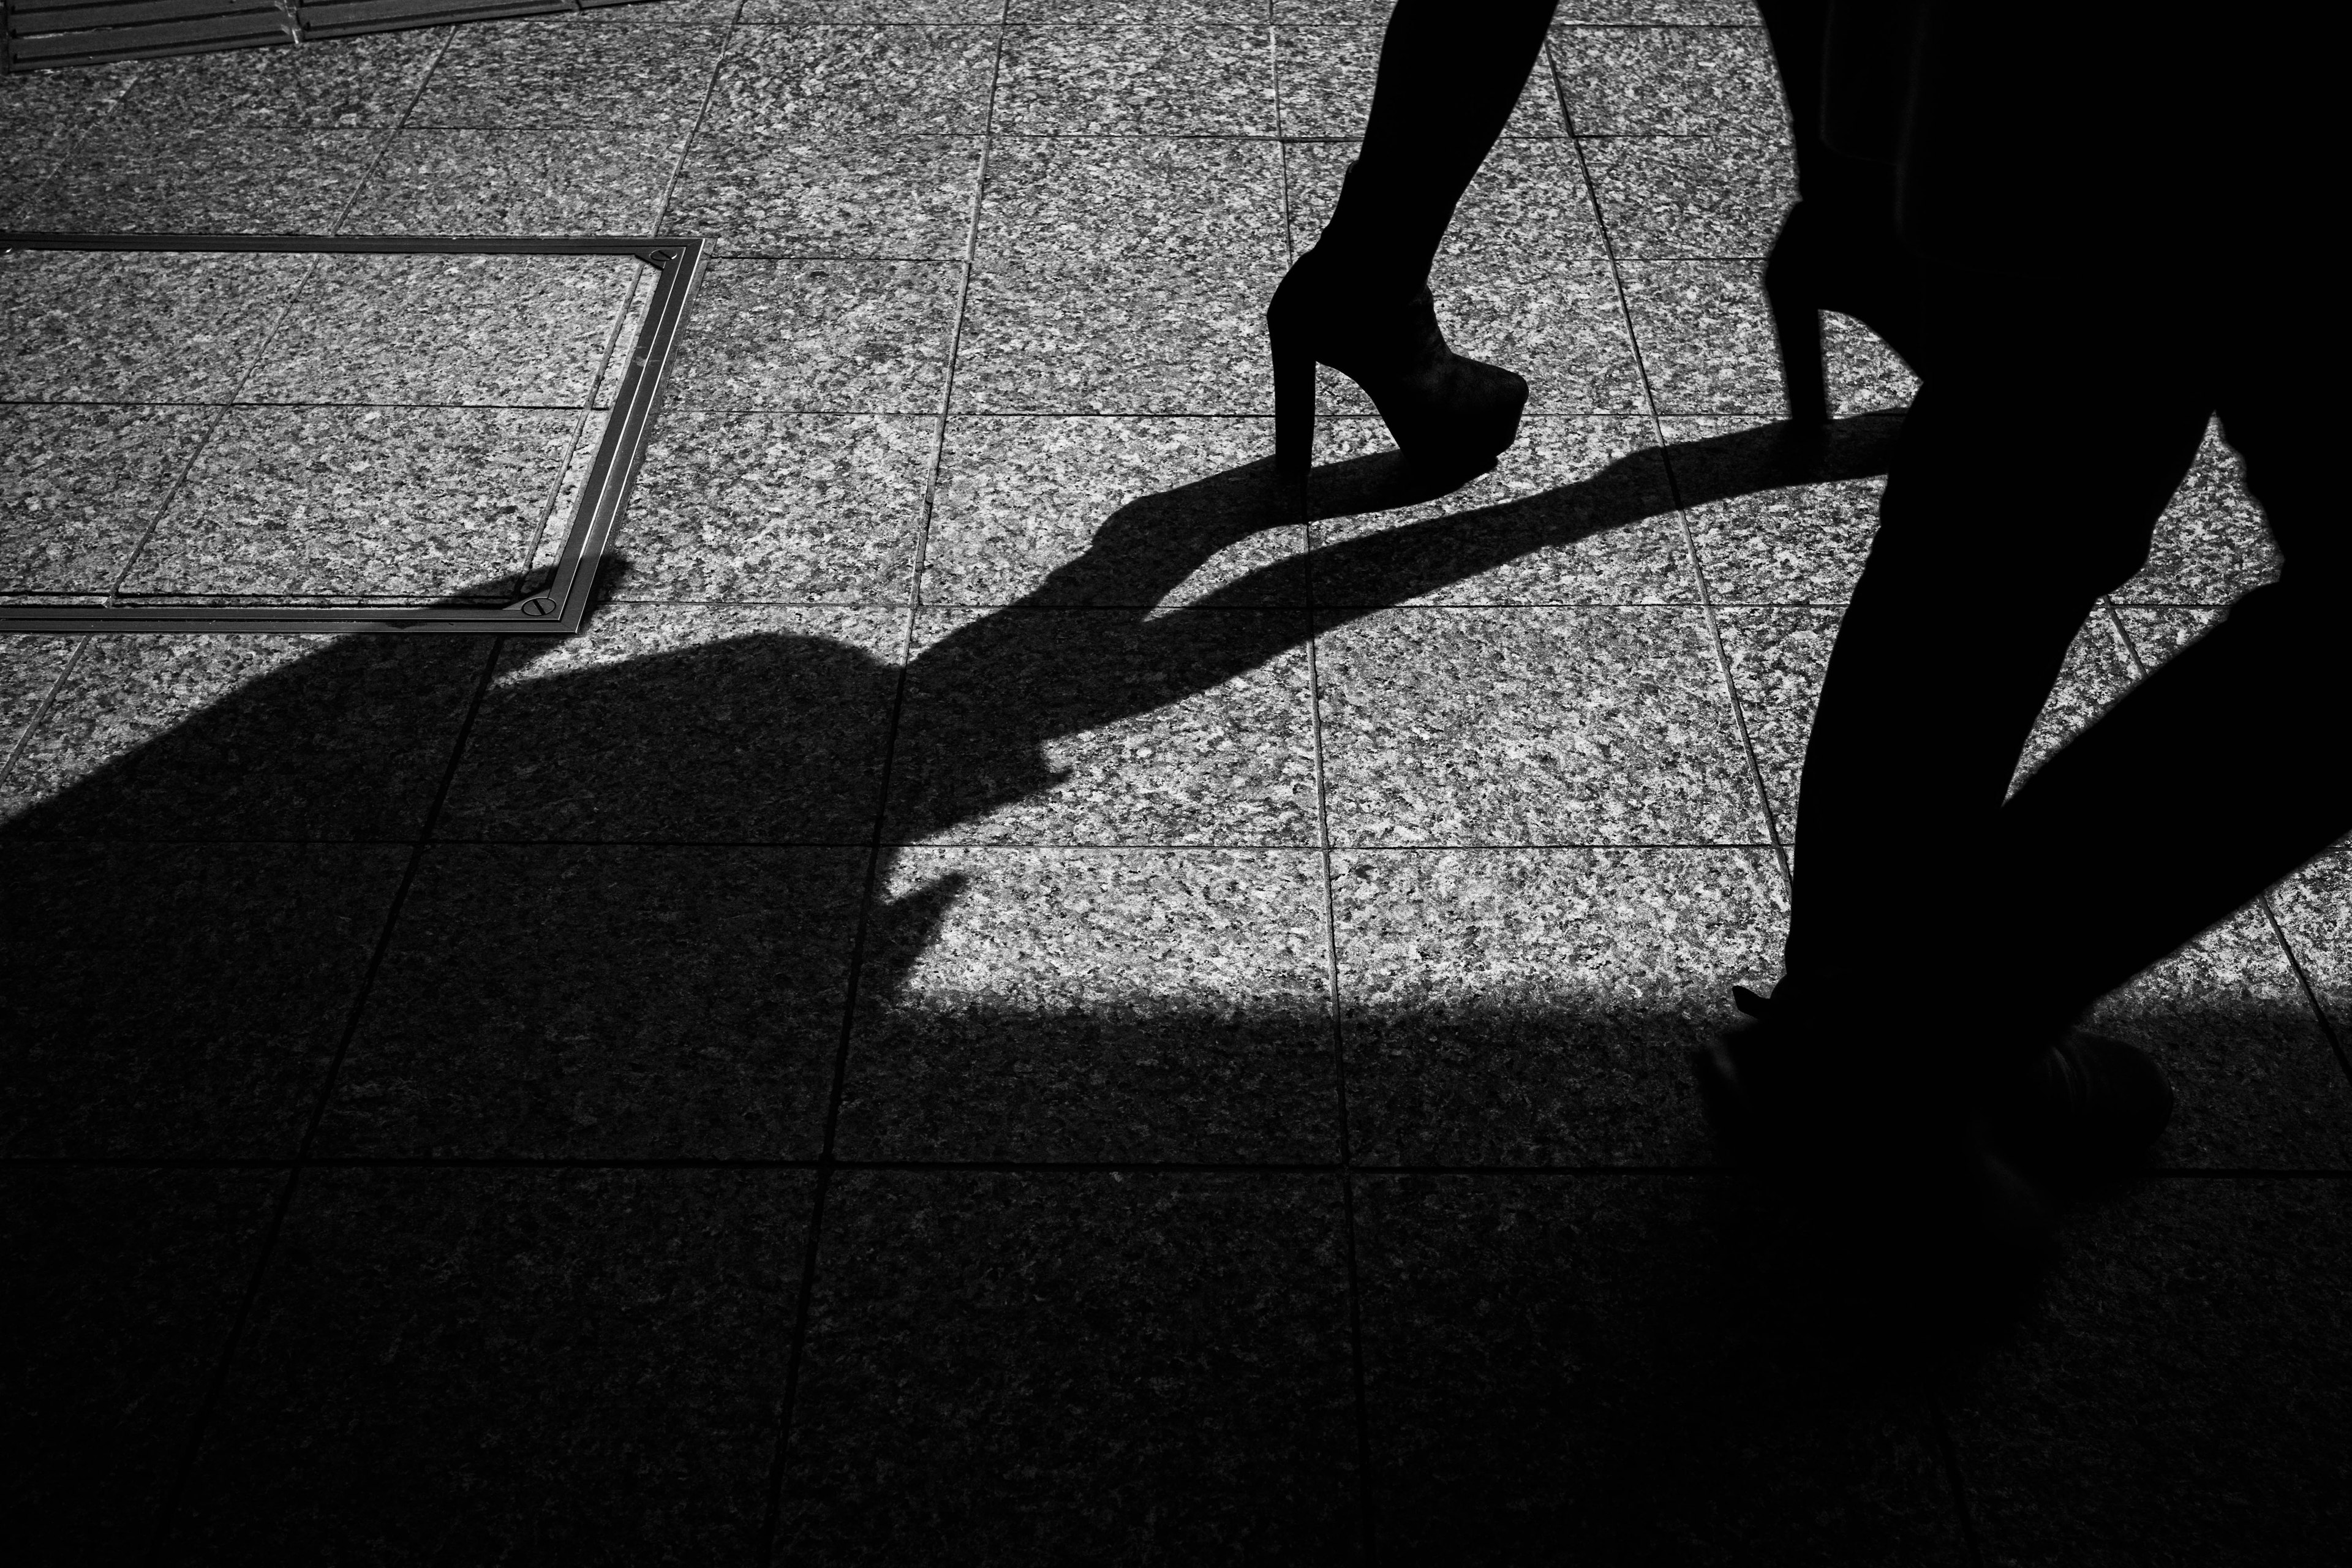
[1989,1028,2174,1183]
[1760,197,1929,428]
[1267,243,1528,478]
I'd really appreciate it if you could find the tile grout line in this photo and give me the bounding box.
[2108,601,2352,1082]
[1550,45,1794,889]
[138,627,504,1566]
[0,636,89,793]
[753,9,1012,1562]
[1272,12,1382,1562]
[96,25,462,609]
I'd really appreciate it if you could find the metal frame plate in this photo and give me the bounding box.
[0,230,703,635]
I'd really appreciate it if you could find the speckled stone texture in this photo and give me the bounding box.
[406,20,729,128]
[1333,847,1786,1164]
[165,1168,811,1567]
[2112,420,2281,606]
[777,1170,1360,1559]
[1316,606,1767,845]
[119,405,581,599]
[954,137,1288,413]
[706,24,1000,134]
[341,129,683,235]
[2271,848,2351,1038]
[32,127,391,233]
[1948,1177,2352,1567]
[922,416,1295,606]
[0,842,407,1156]
[835,848,1336,1159]
[108,29,443,127]
[1582,130,1796,256]
[995,24,1276,134]
[0,406,220,595]
[1,249,311,404]
[617,412,933,601]
[1353,1174,1971,1563]
[666,258,961,412]
[436,604,906,843]
[241,252,643,407]
[1549,21,1785,135]
[316,843,864,1158]
[1662,412,1894,603]
[1307,417,1691,605]
[2,1167,283,1565]
[0,636,76,750]
[0,633,491,840]
[662,132,986,257]
[1276,26,1567,138]
[887,606,1317,843]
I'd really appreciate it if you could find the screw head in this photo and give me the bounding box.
[519,595,556,617]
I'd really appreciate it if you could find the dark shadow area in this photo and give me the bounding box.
[5,414,2347,1564]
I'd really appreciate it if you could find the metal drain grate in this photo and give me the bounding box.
[0,232,703,635]
[3,0,657,71]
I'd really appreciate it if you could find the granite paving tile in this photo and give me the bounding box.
[1283,136,1608,262]
[2271,848,2351,1041]
[921,415,1298,607]
[664,258,962,412]
[2,1167,282,1567]
[240,251,643,407]
[0,842,408,1157]
[0,155,57,228]
[406,20,729,129]
[2082,907,2352,1170]
[30,127,390,233]
[0,248,311,404]
[616,412,933,602]
[1014,0,1262,17]
[168,1168,810,1567]
[779,1170,1358,1558]
[1276,26,1566,138]
[2111,420,2278,606]
[953,135,1287,413]
[994,24,1275,135]
[1306,416,1692,606]
[110,29,445,127]
[0,405,220,595]
[118,405,579,600]
[1316,605,1767,845]
[1820,308,1919,415]
[581,0,743,18]
[340,129,680,235]
[1663,412,1891,603]
[834,848,1336,1160]
[1333,847,1786,1164]
[1553,0,1762,17]
[704,24,1000,135]
[435,603,905,843]
[955,261,1280,412]
[0,637,77,752]
[0,59,143,162]
[738,0,1000,18]
[1581,131,1796,257]
[662,131,984,257]
[1620,260,1918,417]
[0,633,489,840]
[1549,23,1784,135]
[1354,1174,1970,1563]
[1715,608,2140,842]
[886,606,1317,845]
[1949,1177,2352,1567]
[2111,603,2225,671]
[317,843,864,1158]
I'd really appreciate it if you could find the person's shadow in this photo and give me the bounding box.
[10,415,2003,1562]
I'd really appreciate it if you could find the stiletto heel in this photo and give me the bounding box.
[1273,334,1316,477]
[1765,252,1830,428]
[1264,242,1528,478]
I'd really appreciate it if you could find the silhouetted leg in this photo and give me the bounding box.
[1311,0,1560,300]
[1969,370,2350,1038]
[1779,287,2209,1080]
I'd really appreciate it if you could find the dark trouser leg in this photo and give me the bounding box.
[1780,288,2209,1085]
[1314,1,1560,299]
[1973,372,2351,1033]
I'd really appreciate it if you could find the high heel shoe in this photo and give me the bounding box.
[1266,243,1529,478]
[1761,197,1930,427]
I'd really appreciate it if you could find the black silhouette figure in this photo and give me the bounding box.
[1698,6,2343,1253]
